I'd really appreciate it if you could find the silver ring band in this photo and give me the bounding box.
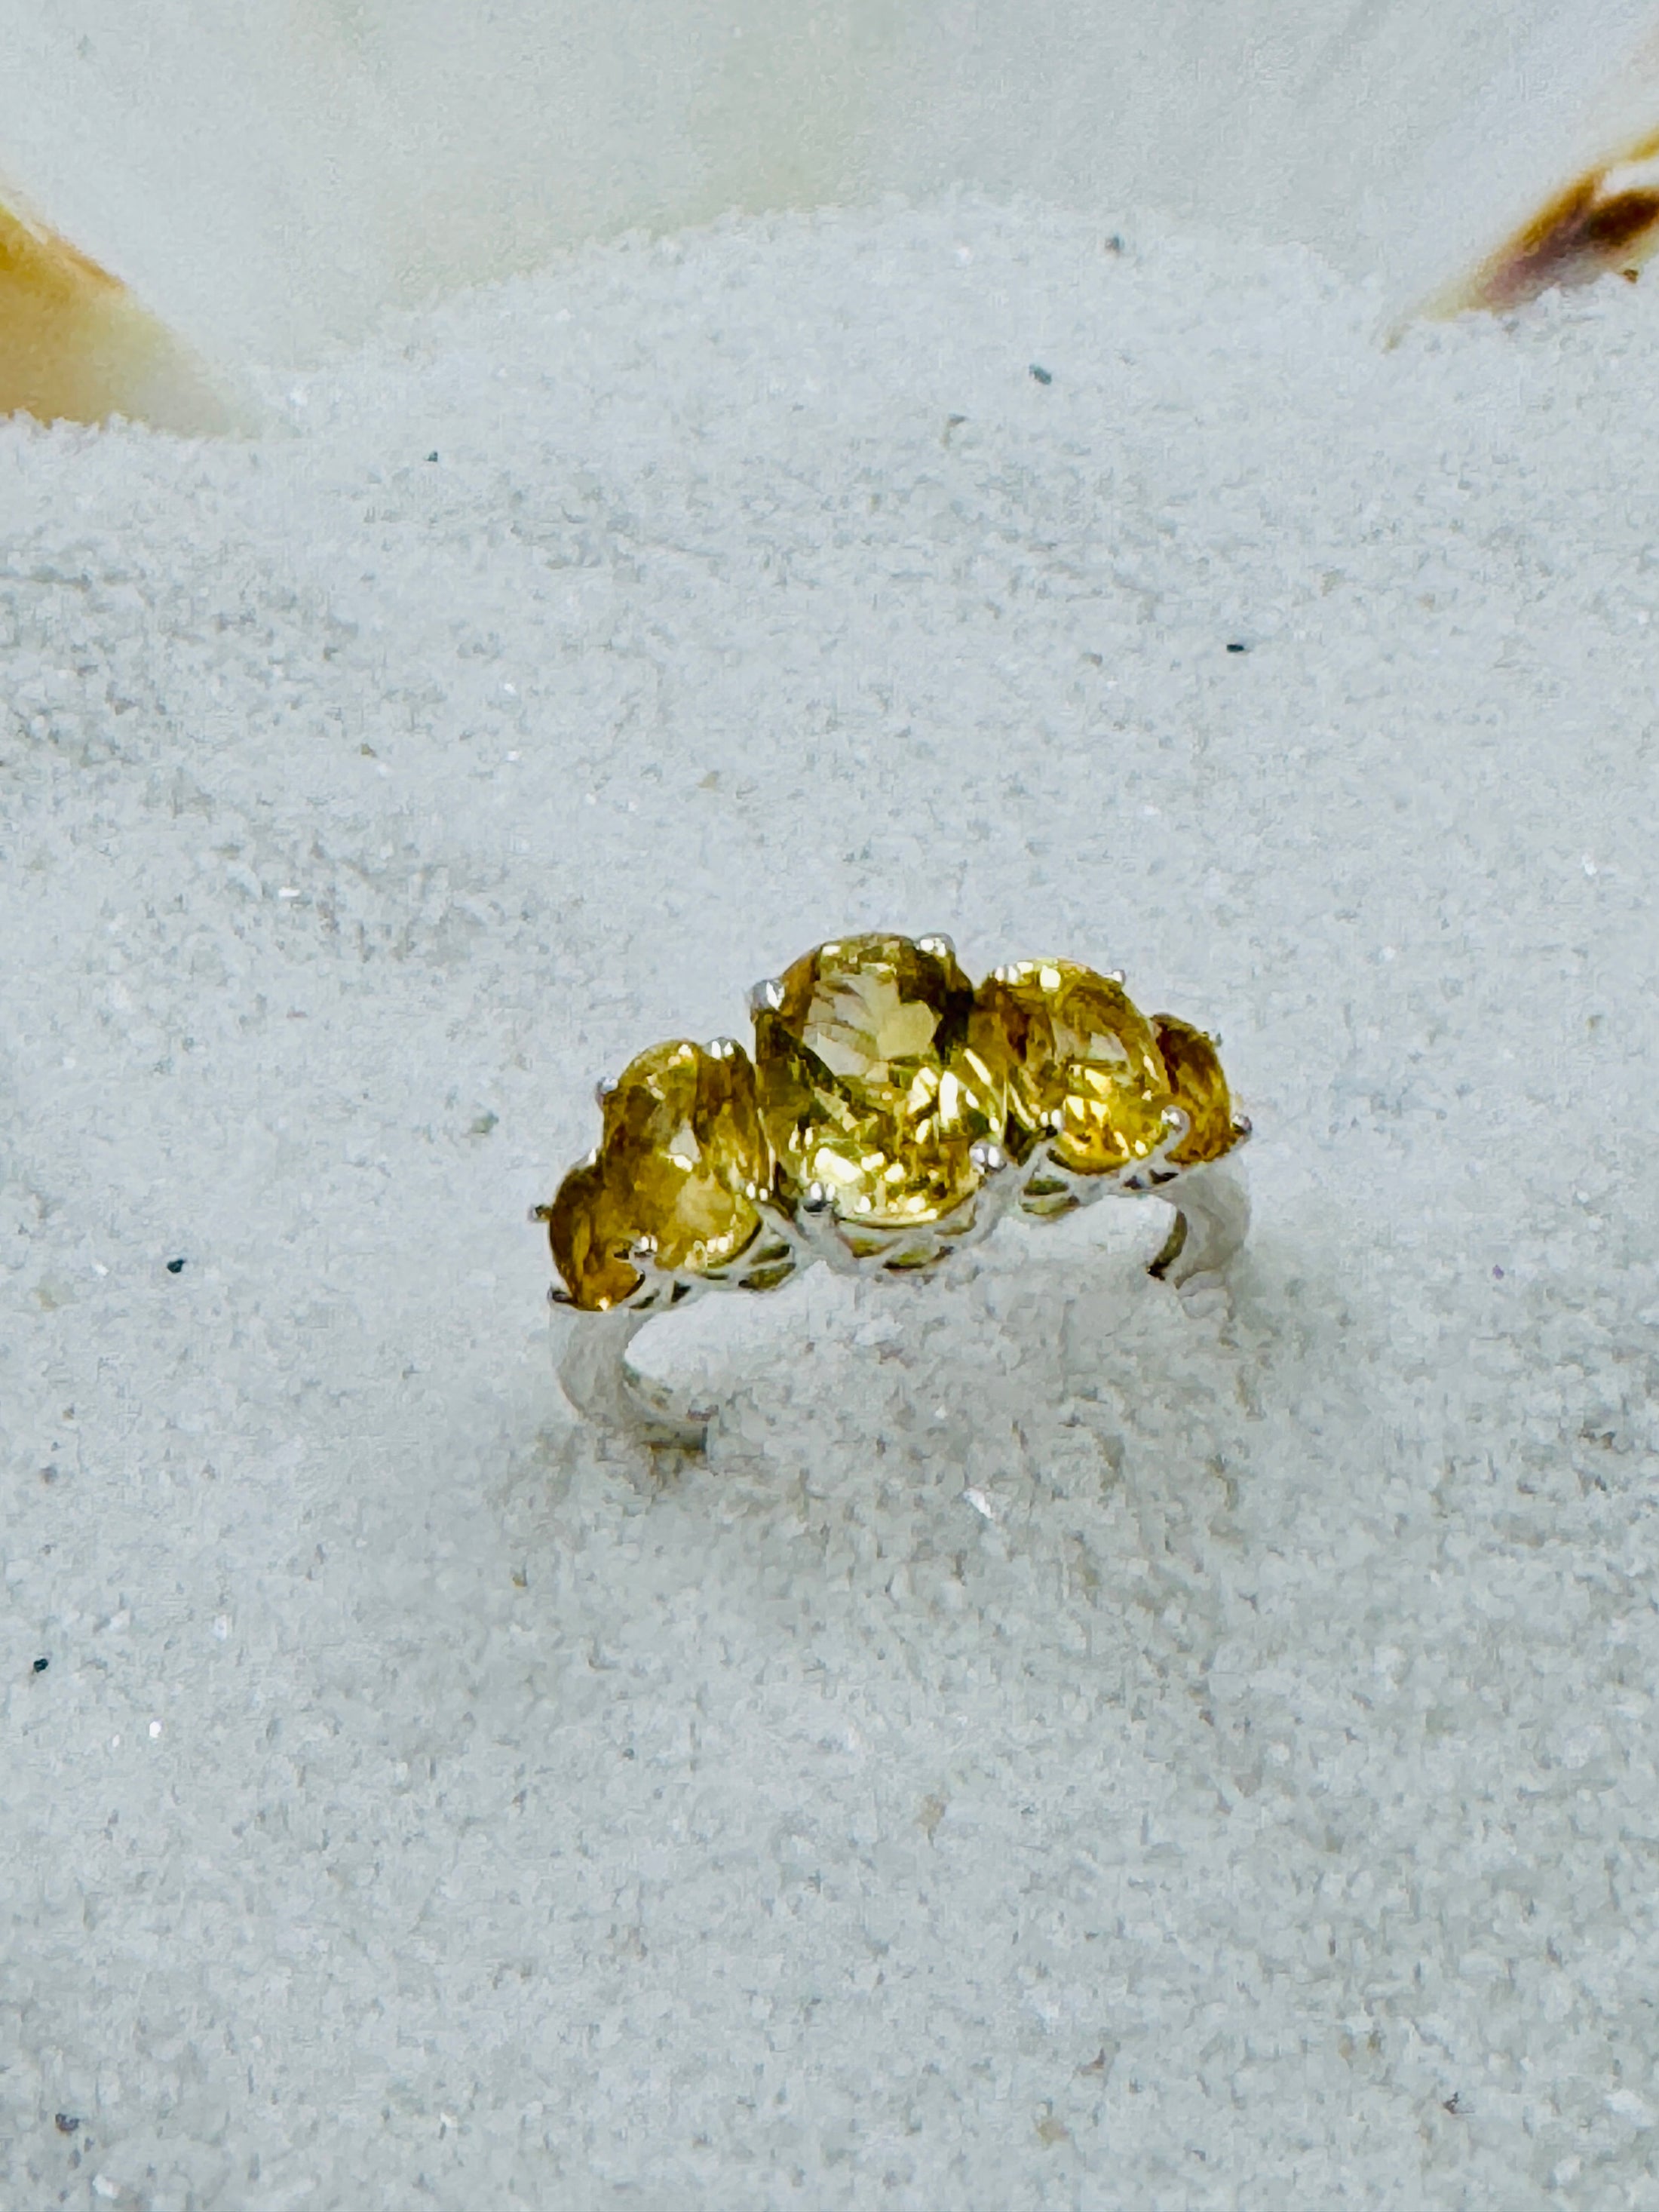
[548,1154,1249,1451]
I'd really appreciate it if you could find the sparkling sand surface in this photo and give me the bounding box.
[4,200,1658,2207]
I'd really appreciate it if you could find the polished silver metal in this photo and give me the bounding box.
[553,1303,716,1450]
[748,977,786,1015]
[1144,1158,1252,1284]
[548,1121,1251,1450]
[916,933,956,959]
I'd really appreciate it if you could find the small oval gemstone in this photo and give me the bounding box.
[546,1156,642,1312]
[753,933,995,1224]
[1149,1014,1237,1165]
[965,959,1173,1173]
[546,1039,768,1308]
[601,1039,768,1271]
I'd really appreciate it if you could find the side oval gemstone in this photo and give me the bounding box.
[1148,1014,1238,1165]
[753,932,995,1224]
[964,959,1173,1173]
[546,1155,642,1312]
[545,1039,768,1309]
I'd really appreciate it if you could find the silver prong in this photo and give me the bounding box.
[593,1075,618,1107]
[747,1192,807,1266]
[547,1284,574,1308]
[1231,1112,1253,1141]
[968,1138,1009,1177]
[581,1146,600,1168]
[917,934,955,960]
[627,1235,660,1265]
[787,1180,867,1276]
[708,1035,744,1060]
[1107,968,1127,986]
[1113,1100,1193,1195]
[749,977,785,1016]
[529,1202,552,1225]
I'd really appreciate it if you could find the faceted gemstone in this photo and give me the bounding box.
[546,1039,768,1309]
[753,934,995,1225]
[965,959,1173,1173]
[600,1039,768,1269]
[546,1155,642,1312]
[1149,1014,1237,1165]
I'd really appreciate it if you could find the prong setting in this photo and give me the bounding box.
[542,935,1248,1442]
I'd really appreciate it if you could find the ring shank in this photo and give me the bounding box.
[550,1160,1249,1450]
[551,1302,715,1450]
[1145,1158,1252,1286]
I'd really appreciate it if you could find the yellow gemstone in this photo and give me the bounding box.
[753,934,995,1224]
[966,959,1173,1173]
[545,1156,642,1312]
[546,1039,768,1309]
[601,1039,768,1269]
[1150,1014,1238,1165]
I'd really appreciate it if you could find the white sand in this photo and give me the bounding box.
[3,198,1657,2207]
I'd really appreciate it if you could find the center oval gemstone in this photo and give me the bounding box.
[965,959,1174,1173]
[753,933,995,1225]
[546,1038,768,1309]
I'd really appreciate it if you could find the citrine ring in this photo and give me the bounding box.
[534,934,1250,1448]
